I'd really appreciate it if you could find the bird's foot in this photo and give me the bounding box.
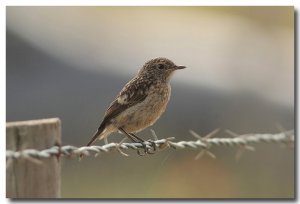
[137,139,156,156]
[147,139,156,152]
[118,129,157,156]
[137,142,150,156]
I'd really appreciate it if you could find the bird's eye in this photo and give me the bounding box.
[157,64,164,70]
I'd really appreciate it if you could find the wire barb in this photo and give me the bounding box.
[6,130,294,161]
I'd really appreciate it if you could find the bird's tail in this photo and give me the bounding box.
[80,123,106,159]
[86,129,103,147]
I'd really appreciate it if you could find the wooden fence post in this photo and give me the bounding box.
[6,118,61,198]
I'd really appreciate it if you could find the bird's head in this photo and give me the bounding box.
[138,57,186,82]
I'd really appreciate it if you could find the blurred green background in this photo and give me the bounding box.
[6,6,294,198]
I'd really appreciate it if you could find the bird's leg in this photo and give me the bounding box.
[148,139,156,151]
[129,133,148,155]
[118,128,147,156]
[129,133,144,142]
[130,133,156,152]
[129,133,156,154]
[118,128,139,143]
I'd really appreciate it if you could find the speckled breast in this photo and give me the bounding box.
[114,83,171,133]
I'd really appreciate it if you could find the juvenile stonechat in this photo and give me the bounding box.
[83,57,186,155]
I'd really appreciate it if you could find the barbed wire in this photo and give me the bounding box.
[6,129,294,162]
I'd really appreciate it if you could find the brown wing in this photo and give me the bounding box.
[84,78,151,148]
[101,77,151,125]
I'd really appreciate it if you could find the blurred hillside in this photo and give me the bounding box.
[6,6,294,106]
[6,6,294,198]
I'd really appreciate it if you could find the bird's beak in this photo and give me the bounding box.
[175,65,186,70]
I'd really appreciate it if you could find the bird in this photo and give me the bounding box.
[83,57,186,156]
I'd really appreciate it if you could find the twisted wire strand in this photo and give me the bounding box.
[6,130,294,160]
